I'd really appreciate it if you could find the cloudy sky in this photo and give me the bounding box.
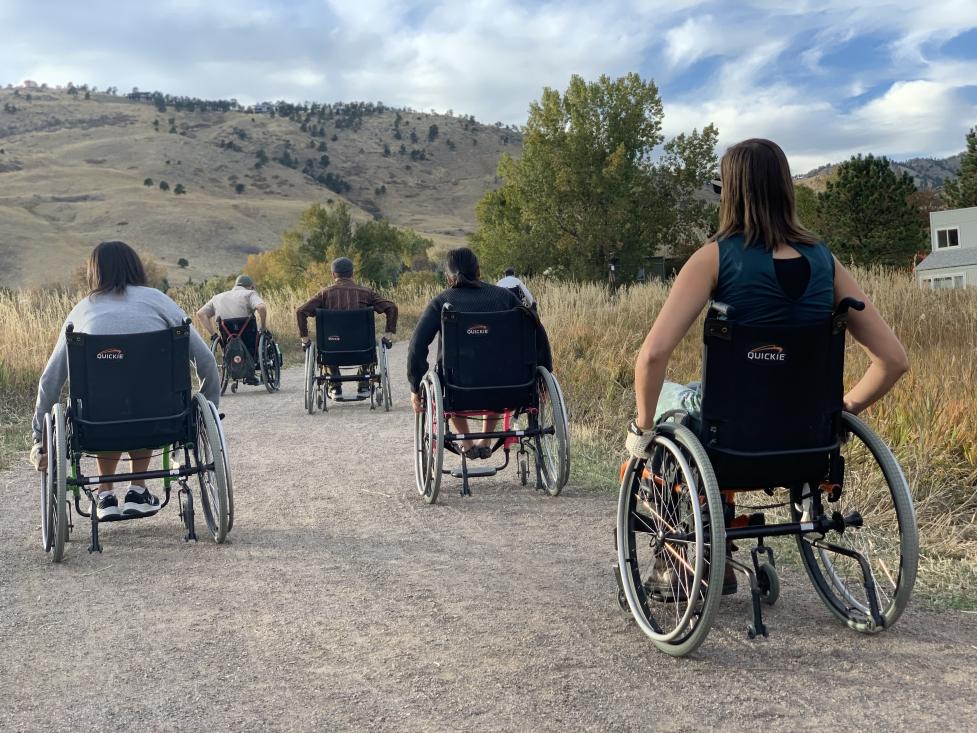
[2,0,975,171]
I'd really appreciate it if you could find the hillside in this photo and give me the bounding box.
[795,152,963,192]
[0,88,522,287]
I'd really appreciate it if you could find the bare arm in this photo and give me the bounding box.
[834,258,909,414]
[634,243,718,429]
[255,303,268,330]
[196,307,216,338]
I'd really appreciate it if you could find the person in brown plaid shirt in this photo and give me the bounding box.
[296,257,398,398]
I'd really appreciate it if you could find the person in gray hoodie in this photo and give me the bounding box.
[30,241,220,521]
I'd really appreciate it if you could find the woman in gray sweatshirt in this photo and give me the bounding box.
[31,241,220,521]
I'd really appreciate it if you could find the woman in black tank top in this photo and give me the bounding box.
[626,137,909,447]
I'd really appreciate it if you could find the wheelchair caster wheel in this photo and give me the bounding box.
[518,454,529,486]
[231,382,238,394]
[757,563,780,606]
[747,625,756,640]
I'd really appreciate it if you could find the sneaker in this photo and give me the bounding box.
[96,493,121,521]
[357,381,371,398]
[328,385,343,399]
[122,486,161,517]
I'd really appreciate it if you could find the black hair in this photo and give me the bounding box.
[504,267,515,277]
[87,241,148,296]
[445,247,480,288]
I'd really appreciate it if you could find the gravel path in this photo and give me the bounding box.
[2,347,976,731]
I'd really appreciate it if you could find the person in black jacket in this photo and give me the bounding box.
[408,247,552,459]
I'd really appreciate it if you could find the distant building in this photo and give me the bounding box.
[21,80,38,89]
[252,102,274,114]
[916,206,977,289]
[127,91,155,102]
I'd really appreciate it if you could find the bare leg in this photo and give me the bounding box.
[477,415,501,450]
[95,452,122,493]
[450,416,476,454]
[128,449,153,488]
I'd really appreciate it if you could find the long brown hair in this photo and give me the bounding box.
[87,241,148,296]
[714,138,818,249]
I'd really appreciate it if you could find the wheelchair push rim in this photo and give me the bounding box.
[260,332,282,393]
[616,425,725,656]
[41,404,69,562]
[414,372,444,504]
[304,345,317,414]
[192,393,230,543]
[794,412,918,633]
[377,344,392,412]
[535,366,569,495]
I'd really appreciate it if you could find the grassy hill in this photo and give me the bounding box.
[795,153,963,192]
[0,88,522,287]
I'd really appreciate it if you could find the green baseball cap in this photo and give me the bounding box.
[235,274,254,287]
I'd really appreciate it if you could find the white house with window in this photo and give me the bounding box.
[916,205,977,289]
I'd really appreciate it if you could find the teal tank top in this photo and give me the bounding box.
[713,235,835,325]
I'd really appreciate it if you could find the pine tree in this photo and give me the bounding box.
[942,126,977,209]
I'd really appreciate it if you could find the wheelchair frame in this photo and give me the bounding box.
[613,299,919,656]
[39,322,234,562]
[211,314,282,394]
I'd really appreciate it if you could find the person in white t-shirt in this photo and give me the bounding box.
[196,275,268,337]
[496,267,536,310]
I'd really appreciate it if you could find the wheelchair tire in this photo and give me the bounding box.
[414,372,444,504]
[207,400,234,532]
[794,412,918,633]
[192,394,230,543]
[304,345,317,415]
[757,563,780,606]
[535,367,569,496]
[377,344,392,412]
[260,332,281,393]
[211,338,229,396]
[616,424,725,657]
[48,404,69,563]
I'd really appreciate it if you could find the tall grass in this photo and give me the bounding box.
[2,273,975,603]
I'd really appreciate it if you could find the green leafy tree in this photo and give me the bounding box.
[793,184,822,235]
[159,180,170,191]
[942,126,977,208]
[427,124,439,142]
[143,177,154,186]
[472,73,718,280]
[174,183,187,194]
[817,154,925,267]
[177,257,189,268]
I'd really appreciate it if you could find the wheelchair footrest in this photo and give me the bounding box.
[330,395,368,402]
[97,510,161,523]
[450,466,498,479]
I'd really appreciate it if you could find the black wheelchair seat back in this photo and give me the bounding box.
[315,308,377,366]
[65,324,194,453]
[699,303,852,488]
[220,316,258,353]
[440,305,537,412]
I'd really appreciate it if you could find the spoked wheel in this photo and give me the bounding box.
[794,412,918,632]
[260,332,282,393]
[192,393,230,543]
[304,345,317,415]
[377,344,392,412]
[211,337,229,395]
[41,408,68,562]
[413,372,444,504]
[534,366,569,496]
[616,424,725,657]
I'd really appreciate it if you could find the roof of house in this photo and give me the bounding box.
[916,248,977,272]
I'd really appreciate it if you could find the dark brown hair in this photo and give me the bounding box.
[87,241,148,296]
[445,247,480,288]
[714,138,818,249]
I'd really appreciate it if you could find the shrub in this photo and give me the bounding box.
[143,178,154,186]
[159,181,170,191]
[177,258,189,268]
[174,183,186,195]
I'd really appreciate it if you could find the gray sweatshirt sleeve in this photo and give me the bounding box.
[189,328,221,408]
[32,330,69,442]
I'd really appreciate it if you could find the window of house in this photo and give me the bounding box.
[926,274,966,289]
[936,228,960,249]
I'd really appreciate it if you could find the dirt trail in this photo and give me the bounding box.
[2,348,976,731]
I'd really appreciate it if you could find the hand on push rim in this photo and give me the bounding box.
[410,392,424,414]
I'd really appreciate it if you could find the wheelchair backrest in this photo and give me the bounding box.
[440,305,537,411]
[315,308,376,366]
[698,304,850,487]
[65,324,193,452]
[219,315,256,343]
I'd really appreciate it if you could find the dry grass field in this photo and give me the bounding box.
[0,89,519,287]
[1,270,975,605]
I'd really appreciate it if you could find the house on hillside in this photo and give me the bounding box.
[915,206,977,289]
[127,91,155,102]
[252,102,274,114]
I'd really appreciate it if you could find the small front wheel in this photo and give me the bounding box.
[757,563,780,606]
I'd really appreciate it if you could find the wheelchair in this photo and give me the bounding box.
[210,314,282,394]
[614,298,918,656]
[303,308,392,414]
[413,304,570,504]
[39,321,234,562]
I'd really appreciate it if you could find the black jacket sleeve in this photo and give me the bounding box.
[522,306,553,371]
[407,299,442,393]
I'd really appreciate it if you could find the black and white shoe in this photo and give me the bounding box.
[122,486,161,517]
[328,386,343,400]
[357,382,371,398]
[95,493,121,521]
